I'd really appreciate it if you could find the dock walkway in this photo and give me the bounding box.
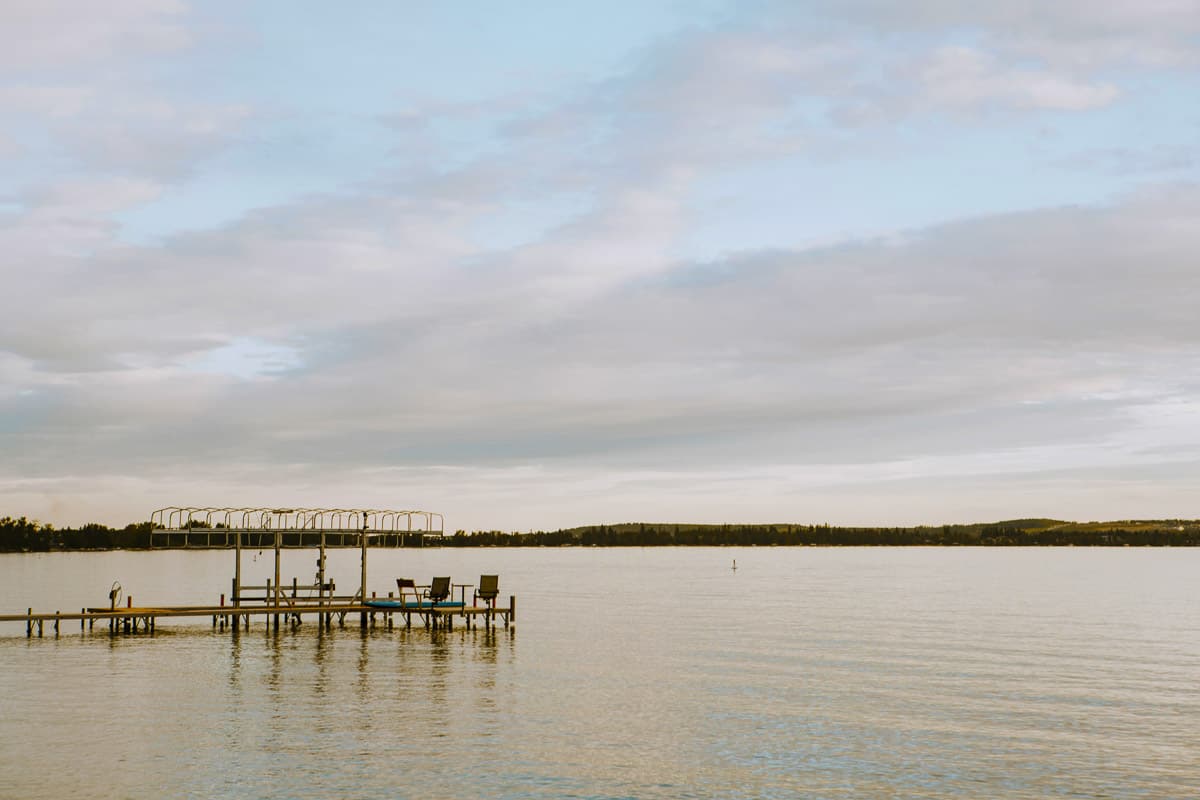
[1,597,515,637]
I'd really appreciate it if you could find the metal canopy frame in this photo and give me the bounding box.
[148,506,445,615]
[149,506,443,547]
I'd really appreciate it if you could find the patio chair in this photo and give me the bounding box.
[396,578,422,605]
[424,576,451,604]
[474,575,499,608]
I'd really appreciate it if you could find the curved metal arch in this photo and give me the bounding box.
[150,505,444,536]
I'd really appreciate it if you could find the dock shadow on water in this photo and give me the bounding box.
[2,547,1199,798]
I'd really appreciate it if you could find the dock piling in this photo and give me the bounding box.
[7,604,523,638]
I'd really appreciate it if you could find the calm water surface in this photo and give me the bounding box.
[1,547,1198,799]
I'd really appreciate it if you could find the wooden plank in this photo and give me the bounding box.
[1,601,514,624]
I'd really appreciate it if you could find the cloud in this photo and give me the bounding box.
[0,85,95,117]
[916,46,1119,111]
[0,0,245,202]
[2,88,251,183]
[0,0,191,71]
[497,18,1145,182]
[3,2,1199,527]
[4,182,1199,501]
[1051,145,1196,175]
[802,0,1200,69]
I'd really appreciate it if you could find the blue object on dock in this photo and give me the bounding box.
[364,599,465,610]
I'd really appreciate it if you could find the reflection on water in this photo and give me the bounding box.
[1,547,1199,798]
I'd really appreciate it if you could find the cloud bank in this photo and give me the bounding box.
[2,1,1198,528]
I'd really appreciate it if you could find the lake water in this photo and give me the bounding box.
[1,547,1198,799]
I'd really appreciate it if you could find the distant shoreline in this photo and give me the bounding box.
[3,516,1198,551]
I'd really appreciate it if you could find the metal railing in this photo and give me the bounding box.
[147,506,445,549]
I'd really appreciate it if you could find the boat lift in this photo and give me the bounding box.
[148,506,445,620]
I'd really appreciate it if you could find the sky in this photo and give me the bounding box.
[3,1,1200,531]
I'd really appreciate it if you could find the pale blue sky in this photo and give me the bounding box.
[101,2,1200,247]
[2,1,1199,528]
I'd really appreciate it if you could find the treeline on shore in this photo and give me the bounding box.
[447,519,1200,547]
[3,514,1199,552]
[0,517,154,551]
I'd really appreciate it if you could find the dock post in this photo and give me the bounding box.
[508,595,515,628]
[359,513,372,630]
[318,532,327,616]
[359,520,368,631]
[273,528,282,627]
[54,612,60,637]
[233,528,242,616]
[81,608,85,631]
[26,608,31,638]
[268,577,278,631]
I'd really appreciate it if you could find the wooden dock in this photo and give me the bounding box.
[0,597,516,637]
[3,505,516,640]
